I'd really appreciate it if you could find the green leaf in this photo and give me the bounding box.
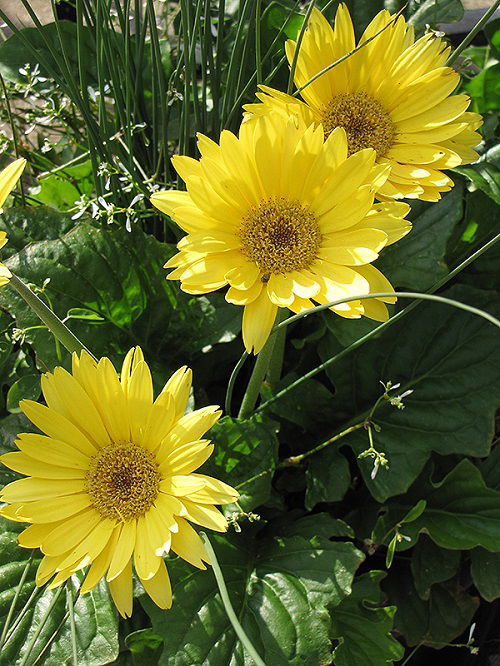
[408,0,464,27]
[305,448,351,509]
[485,18,500,59]
[411,536,461,600]
[376,184,463,290]
[0,207,76,251]
[203,415,279,511]
[269,374,334,431]
[0,517,119,665]
[331,571,404,666]
[6,374,41,413]
[276,513,355,539]
[454,145,500,205]
[479,444,500,490]
[0,21,97,85]
[33,160,94,211]
[463,63,500,114]
[125,628,163,654]
[322,285,500,500]
[384,572,478,647]
[0,220,238,370]
[0,413,37,485]
[470,548,500,601]
[374,460,500,552]
[142,531,364,665]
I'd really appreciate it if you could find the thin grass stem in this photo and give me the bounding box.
[446,0,500,66]
[0,552,34,652]
[18,585,65,666]
[225,351,249,416]
[287,0,315,94]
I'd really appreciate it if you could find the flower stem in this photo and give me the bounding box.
[280,421,366,466]
[9,273,95,358]
[200,532,267,666]
[446,0,500,66]
[238,310,286,419]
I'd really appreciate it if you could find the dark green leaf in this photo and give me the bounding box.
[470,548,500,601]
[6,374,41,413]
[376,184,463,290]
[0,413,37,485]
[125,628,163,654]
[411,536,461,600]
[408,0,464,27]
[485,18,500,58]
[454,145,500,205]
[323,285,500,500]
[0,517,119,665]
[0,207,76,250]
[305,448,351,509]
[142,531,364,665]
[276,513,355,539]
[203,415,279,511]
[384,572,478,647]
[331,571,404,666]
[374,460,500,552]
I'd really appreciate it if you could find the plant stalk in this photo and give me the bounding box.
[8,274,95,358]
[200,533,267,666]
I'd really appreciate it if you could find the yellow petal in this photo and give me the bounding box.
[107,519,137,581]
[19,493,91,523]
[182,499,228,532]
[140,559,172,610]
[16,433,90,469]
[41,508,101,556]
[187,474,239,505]
[170,517,210,569]
[242,289,278,354]
[161,366,192,420]
[108,558,133,618]
[0,158,26,210]
[1,477,86,503]
[81,526,121,594]
[160,440,213,476]
[134,514,162,580]
[0,452,85,479]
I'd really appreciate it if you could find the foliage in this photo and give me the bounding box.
[0,1,497,666]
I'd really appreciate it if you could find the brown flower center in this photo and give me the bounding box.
[238,197,322,275]
[320,91,395,157]
[86,443,161,521]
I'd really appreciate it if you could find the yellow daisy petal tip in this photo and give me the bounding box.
[0,347,238,617]
[0,157,26,211]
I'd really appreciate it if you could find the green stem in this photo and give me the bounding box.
[272,291,500,334]
[0,552,34,652]
[446,0,500,66]
[200,533,267,666]
[238,311,287,419]
[266,313,288,388]
[225,351,249,416]
[67,584,78,666]
[255,0,263,85]
[18,585,65,666]
[8,274,95,358]
[281,421,366,466]
[287,0,316,94]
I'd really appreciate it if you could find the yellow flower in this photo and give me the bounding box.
[151,112,411,354]
[0,158,26,285]
[244,5,482,202]
[0,347,238,618]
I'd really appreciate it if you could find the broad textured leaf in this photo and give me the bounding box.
[374,460,500,552]
[377,184,463,290]
[305,448,351,509]
[268,374,334,431]
[142,531,364,665]
[408,0,464,26]
[0,207,76,250]
[276,513,355,539]
[411,536,461,600]
[470,548,500,602]
[384,572,478,647]
[0,220,239,370]
[6,375,41,413]
[455,145,500,205]
[0,413,36,485]
[0,517,118,665]
[321,285,500,500]
[331,571,404,666]
[203,415,279,511]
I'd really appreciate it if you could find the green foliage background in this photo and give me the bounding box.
[0,0,498,664]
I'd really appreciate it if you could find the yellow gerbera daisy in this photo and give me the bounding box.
[0,347,238,618]
[0,157,26,285]
[151,112,411,354]
[244,5,482,202]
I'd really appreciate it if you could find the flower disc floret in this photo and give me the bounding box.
[239,197,322,275]
[321,92,395,157]
[244,5,483,202]
[86,443,161,521]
